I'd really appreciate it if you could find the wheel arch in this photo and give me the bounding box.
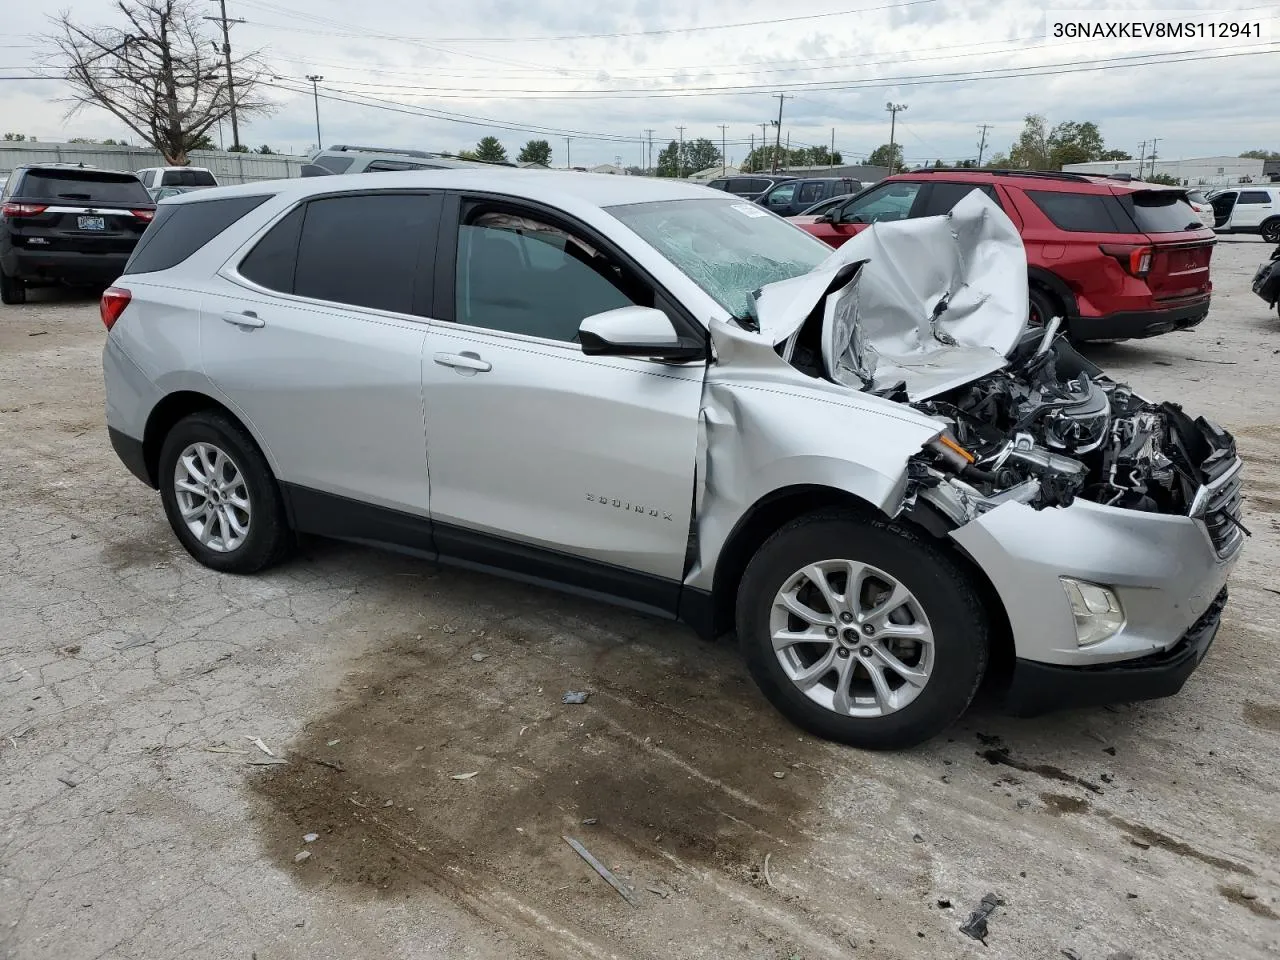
[1027,267,1078,319]
[142,391,267,489]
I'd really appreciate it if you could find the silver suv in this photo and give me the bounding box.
[101,171,1243,749]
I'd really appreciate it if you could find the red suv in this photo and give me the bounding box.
[793,169,1215,341]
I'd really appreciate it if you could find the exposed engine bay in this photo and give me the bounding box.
[903,322,1241,526]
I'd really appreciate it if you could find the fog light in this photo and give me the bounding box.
[1060,578,1125,647]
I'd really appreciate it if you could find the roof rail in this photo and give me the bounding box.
[328,144,432,159]
[913,167,1093,183]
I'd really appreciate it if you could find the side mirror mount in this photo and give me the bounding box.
[814,212,834,224]
[579,306,705,362]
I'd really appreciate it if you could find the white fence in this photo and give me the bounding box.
[0,141,307,184]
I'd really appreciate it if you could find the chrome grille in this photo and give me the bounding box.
[1197,464,1244,558]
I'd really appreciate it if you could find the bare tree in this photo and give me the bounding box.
[48,0,273,164]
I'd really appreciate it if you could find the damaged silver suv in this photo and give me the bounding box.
[101,173,1244,749]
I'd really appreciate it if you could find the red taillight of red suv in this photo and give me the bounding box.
[1,202,48,218]
[1100,243,1153,278]
[100,286,132,331]
[131,209,156,222]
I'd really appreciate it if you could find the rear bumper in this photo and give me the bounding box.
[108,426,153,487]
[1068,298,1210,341]
[1002,588,1226,716]
[1,246,130,284]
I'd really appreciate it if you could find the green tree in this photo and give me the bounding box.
[228,144,249,153]
[1098,149,1133,161]
[188,133,216,151]
[656,138,721,177]
[867,142,905,173]
[473,136,508,164]
[256,144,273,154]
[1239,149,1280,161]
[516,139,552,165]
[1047,121,1104,167]
[3,133,28,141]
[1007,114,1050,169]
[1146,173,1181,186]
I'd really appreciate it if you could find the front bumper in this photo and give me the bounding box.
[1002,588,1226,716]
[1068,299,1210,341]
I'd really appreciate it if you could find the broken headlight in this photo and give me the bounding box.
[1060,578,1125,647]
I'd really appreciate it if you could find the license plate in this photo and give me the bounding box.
[77,216,105,231]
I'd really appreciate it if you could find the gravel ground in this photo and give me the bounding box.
[2,237,1278,960]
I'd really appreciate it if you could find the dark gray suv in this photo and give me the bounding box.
[704,174,796,201]
[757,178,864,217]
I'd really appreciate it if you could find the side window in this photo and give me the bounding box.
[238,206,305,292]
[1239,191,1271,203]
[919,182,999,217]
[706,179,727,191]
[313,155,354,174]
[764,182,798,206]
[1025,191,1134,232]
[747,178,770,194]
[291,193,440,313]
[453,208,642,342]
[841,182,922,223]
[364,159,430,172]
[123,195,270,275]
[798,181,826,205]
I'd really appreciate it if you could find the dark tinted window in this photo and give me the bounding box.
[238,206,305,291]
[456,212,637,341]
[313,155,354,174]
[707,179,727,190]
[123,195,269,275]
[161,169,217,187]
[1120,191,1206,233]
[920,181,999,217]
[1026,190,1135,233]
[19,170,151,205]
[294,193,439,313]
[798,181,826,204]
[1239,190,1272,203]
[365,159,433,171]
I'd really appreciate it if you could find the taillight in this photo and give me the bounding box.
[100,286,132,331]
[1,202,48,218]
[1099,243,1153,278]
[131,209,155,222]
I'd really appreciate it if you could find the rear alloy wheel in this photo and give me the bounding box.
[1262,218,1280,245]
[737,510,989,750]
[1027,285,1056,330]
[0,268,26,305]
[158,411,292,573]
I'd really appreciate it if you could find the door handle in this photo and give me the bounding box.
[222,310,265,329]
[434,351,491,373]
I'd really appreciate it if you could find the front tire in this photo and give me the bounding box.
[1027,284,1056,330]
[158,411,292,573]
[0,268,26,305]
[1261,218,1280,245]
[737,510,989,750]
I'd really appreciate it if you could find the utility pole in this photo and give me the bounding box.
[205,0,246,150]
[1137,140,1147,177]
[718,124,728,175]
[565,136,571,170]
[830,127,836,169]
[976,123,992,167]
[748,133,754,170]
[1148,138,1161,178]
[644,128,654,174]
[676,125,686,177]
[306,75,323,150]
[771,93,792,173]
[886,102,907,173]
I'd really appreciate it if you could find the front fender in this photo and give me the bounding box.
[688,318,942,591]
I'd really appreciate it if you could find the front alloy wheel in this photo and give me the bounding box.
[771,560,935,719]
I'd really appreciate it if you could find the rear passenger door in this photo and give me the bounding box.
[917,181,1000,218]
[202,190,442,519]
[794,180,828,215]
[1233,190,1274,229]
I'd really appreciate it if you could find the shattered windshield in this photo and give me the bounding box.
[606,197,831,320]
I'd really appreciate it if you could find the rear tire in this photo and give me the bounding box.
[158,411,292,573]
[1262,218,1280,245]
[1027,284,1057,330]
[0,268,26,305]
[736,510,989,750]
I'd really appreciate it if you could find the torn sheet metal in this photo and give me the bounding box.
[758,190,1028,400]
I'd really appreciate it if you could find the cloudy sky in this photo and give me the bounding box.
[1,0,1277,166]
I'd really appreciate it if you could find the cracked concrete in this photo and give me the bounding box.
[2,238,1278,960]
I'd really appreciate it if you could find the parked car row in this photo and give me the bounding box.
[97,171,1244,749]
[786,168,1217,343]
[1207,185,1280,242]
[701,173,867,216]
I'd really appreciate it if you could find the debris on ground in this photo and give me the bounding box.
[562,836,638,906]
[245,736,275,757]
[471,652,489,662]
[56,776,78,788]
[451,771,479,780]
[763,852,776,889]
[913,833,925,843]
[561,692,589,704]
[246,757,289,766]
[304,755,345,772]
[937,899,952,909]
[1061,949,1082,960]
[326,739,341,747]
[646,885,670,899]
[202,744,248,754]
[773,770,786,779]
[581,818,598,825]
[959,893,1004,942]
[294,850,311,863]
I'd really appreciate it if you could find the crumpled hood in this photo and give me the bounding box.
[755,190,1029,400]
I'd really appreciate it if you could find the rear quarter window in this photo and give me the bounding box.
[161,169,217,187]
[123,195,270,275]
[313,155,355,174]
[1121,191,1206,233]
[20,171,152,206]
[1025,190,1136,233]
